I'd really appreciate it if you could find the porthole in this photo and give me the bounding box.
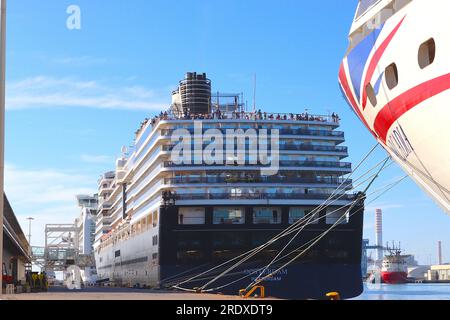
[418,38,435,69]
[365,83,377,106]
[385,63,399,90]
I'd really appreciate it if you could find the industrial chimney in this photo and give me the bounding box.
[375,209,383,262]
[438,241,443,265]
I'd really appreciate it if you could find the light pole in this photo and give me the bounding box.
[0,0,7,296]
[27,217,34,252]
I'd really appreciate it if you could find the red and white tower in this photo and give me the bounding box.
[375,209,383,262]
[438,241,443,265]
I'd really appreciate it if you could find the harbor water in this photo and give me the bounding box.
[353,284,450,300]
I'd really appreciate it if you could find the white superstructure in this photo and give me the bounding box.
[94,72,357,288]
[75,194,98,283]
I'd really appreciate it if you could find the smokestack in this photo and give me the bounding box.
[375,209,383,262]
[438,241,443,265]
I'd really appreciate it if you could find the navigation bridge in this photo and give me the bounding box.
[31,224,95,273]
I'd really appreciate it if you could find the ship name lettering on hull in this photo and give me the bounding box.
[387,125,413,160]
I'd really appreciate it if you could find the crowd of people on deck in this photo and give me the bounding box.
[135,109,340,137]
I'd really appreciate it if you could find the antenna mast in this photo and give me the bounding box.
[253,74,256,112]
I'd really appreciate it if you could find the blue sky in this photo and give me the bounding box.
[4,0,449,265]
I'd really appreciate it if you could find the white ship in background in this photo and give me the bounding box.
[339,0,450,214]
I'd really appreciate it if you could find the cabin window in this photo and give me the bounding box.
[153,211,159,227]
[365,83,377,106]
[177,251,203,264]
[147,215,153,228]
[213,207,245,225]
[289,207,305,224]
[178,207,206,225]
[326,208,349,225]
[213,233,246,248]
[418,38,436,69]
[289,208,319,224]
[212,250,244,262]
[177,234,202,248]
[385,63,399,90]
[136,221,141,234]
[253,207,281,224]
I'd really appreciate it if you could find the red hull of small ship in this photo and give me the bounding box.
[381,272,408,284]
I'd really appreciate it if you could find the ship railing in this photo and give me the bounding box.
[162,112,339,123]
[160,128,345,138]
[175,192,357,201]
[164,176,353,186]
[136,111,341,138]
[164,160,352,169]
[98,203,112,211]
[162,144,348,153]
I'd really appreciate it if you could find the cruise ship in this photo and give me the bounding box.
[339,0,450,214]
[94,72,366,300]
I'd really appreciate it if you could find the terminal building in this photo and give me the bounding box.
[428,265,450,281]
[2,194,31,288]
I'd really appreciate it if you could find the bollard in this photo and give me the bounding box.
[240,286,266,299]
[326,292,341,300]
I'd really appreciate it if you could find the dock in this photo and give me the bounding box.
[1,286,269,301]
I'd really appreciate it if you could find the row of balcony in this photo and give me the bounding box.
[160,128,345,138]
[162,144,348,153]
[175,192,357,201]
[164,176,353,186]
[163,160,352,169]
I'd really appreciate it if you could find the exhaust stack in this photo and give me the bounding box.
[375,209,383,262]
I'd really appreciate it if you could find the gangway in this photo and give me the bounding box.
[30,224,95,274]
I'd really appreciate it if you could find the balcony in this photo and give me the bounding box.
[176,192,357,201]
[162,144,348,154]
[165,176,352,186]
[164,160,352,169]
[99,185,114,196]
[160,128,345,138]
[98,202,112,212]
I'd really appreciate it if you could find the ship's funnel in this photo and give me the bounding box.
[171,72,212,117]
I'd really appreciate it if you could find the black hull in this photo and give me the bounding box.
[159,202,365,300]
[161,263,363,300]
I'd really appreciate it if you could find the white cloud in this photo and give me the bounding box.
[6,75,169,111]
[81,154,112,164]
[5,164,97,246]
[53,55,109,66]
